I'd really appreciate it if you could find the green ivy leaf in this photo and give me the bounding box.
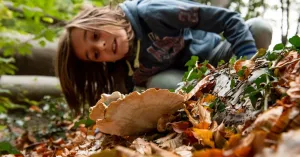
[217,102,226,112]
[230,79,236,89]
[254,74,267,88]
[266,52,279,61]
[185,56,198,67]
[229,56,237,67]
[237,66,247,77]
[273,43,284,50]
[217,60,225,67]
[249,95,259,107]
[244,86,256,94]
[0,141,21,155]
[289,35,300,48]
[183,85,194,93]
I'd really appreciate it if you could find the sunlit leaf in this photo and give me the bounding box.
[193,149,223,157]
[192,128,215,148]
[185,56,199,67]
[289,35,300,48]
[273,43,284,50]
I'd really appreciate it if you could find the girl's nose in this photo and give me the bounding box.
[97,40,106,50]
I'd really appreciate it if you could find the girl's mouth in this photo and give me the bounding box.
[113,39,117,55]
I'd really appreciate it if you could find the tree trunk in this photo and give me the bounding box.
[0,32,58,76]
[281,0,290,45]
[0,75,62,103]
[211,0,231,8]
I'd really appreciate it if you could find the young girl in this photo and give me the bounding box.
[56,0,272,113]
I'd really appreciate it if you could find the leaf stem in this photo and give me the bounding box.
[264,75,270,111]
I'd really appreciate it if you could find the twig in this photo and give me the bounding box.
[270,55,284,69]
[264,75,270,111]
[270,58,300,69]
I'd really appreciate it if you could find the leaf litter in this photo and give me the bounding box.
[3,36,300,157]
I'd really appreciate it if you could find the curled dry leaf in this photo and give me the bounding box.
[287,75,300,102]
[197,101,212,125]
[90,88,185,136]
[169,121,190,134]
[276,51,300,84]
[184,75,215,101]
[234,59,255,80]
[256,129,300,157]
[242,106,284,135]
[213,123,227,148]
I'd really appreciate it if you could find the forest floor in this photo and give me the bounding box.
[1,39,300,157]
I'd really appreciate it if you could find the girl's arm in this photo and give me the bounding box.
[137,0,257,58]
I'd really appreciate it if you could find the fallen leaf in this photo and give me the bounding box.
[213,123,227,148]
[169,121,190,134]
[184,75,215,101]
[157,114,176,132]
[256,129,300,157]
[192,128,215,148]
[158,134,183,150]
[193,149,224,157]
[234,59,255,80]
[150,142,181,157]
[130,138,152,155]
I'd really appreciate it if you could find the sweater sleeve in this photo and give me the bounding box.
[137,0,257,58]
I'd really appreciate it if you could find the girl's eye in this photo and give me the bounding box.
[93,32,99,40]
[94,50,99,59]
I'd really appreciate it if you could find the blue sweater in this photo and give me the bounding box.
[119,0,257,86]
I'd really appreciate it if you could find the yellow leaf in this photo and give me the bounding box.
[193,149,224,157]
[192,128,215,148]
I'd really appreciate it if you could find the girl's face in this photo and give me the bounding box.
[70,27,129,62]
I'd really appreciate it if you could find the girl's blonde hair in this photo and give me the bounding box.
[56,5,135,114]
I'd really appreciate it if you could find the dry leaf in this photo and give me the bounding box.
[242,106,284,135]
[213,123,227,148]
[256,129,300,157]
[91,88,185,136]
[130,138,152,155]
[149,142,181,157]
[169,121,190,134]
[197,102,212,125]
[234,59,255,80]
[174,145,193,157]
[157,114,176,132]
[193,149,224,157]
[192,128,215,148]
[184,75,215,101]
[158,134,183,150]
